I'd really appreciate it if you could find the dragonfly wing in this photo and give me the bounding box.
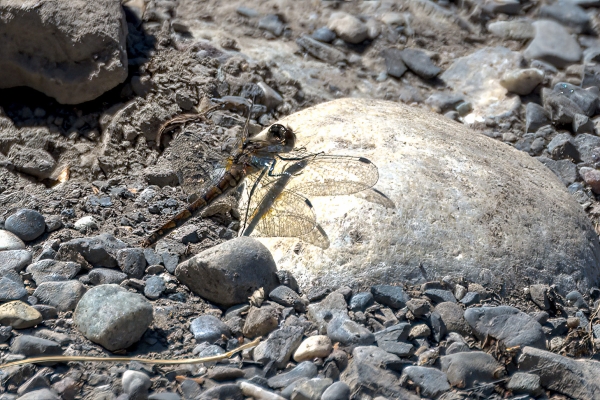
[240,170,317,238]
[299,223,330,249]
[281,154,379,197]
[252,190,317,237]
[165,130,232,200]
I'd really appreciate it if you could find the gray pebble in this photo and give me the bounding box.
[400,48,441,79]
[529,284,551,310]
[236,6,259,18]
[144,275,165,300]
[32,304,58,320]
[269,285,306,312]
[0,250,31,274]
[371,285,409,309]
[0,326,13,343]
[566,290,587,309]
[539,1,591,34]
[148,393,181,400]
[423,289,456,304]
[117,248,147,279]
[258,82,283,110]
[74,284,153,351]
[506,372,543,396]
[122,370,151,400]
[88,268,128,285]
[312,27,336,43]
[400,366,451,398]
[267,361,317,389]
[11,335,62,357]
[296,35,346,65]
[292,378,333,400]
[464,306,546,349]
[440,351,500,387]
[175,237,277,307]
[5,209,46,242]
[258,14,284,37]
[382,48,407,79]
[190,315,231,343]
[460,292,480,306]
[14,388,59,400]
[524,20,582,68]
[327,316,375,346]
[525,103,550,134]
[0,271,27,302]
[349,292,374,312]
[321,381,350,400]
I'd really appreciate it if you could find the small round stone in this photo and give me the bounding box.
[122,370,152,400]
[144,275,166,300]
[5,209,46,241]
[0,300,43,329]
[294,335,333,362]
[190,315,231,343]
[74,216,98,231]
[409,324,432,339]
[0,230,26,251]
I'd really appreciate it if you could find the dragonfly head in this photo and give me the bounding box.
[265,124,296,153]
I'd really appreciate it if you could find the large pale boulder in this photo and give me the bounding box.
[0,0,128,104]
[251,98,600,294]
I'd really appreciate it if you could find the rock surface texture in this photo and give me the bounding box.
[262,98,600,294]
[0,0,128,104]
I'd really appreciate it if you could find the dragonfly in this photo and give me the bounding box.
[141,98,380,249]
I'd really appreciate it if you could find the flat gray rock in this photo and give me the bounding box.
[537,157,578,187]
[26,260,80,284]
[0,271,27,302]
[400,366,451,398]
[519,346,600,398]
[74,284,153,351]
[267,361,317,389]
[176,237,278,307]
[440,47,522,121]
[523,20,582,68]
[0,250,31,274]
[260,98,600,295]
[87,268,128,285]
[7,145,56,180]
[434,302,471,336]
[0,0,127,103]
[33,280,86,311]
[253,325,304,368]
[539,1,591,33]
[56,233,127,268]
[464,306,546,349]
[440,351,501,388]
[10,335,61,357]
[326,316,375,346]
[340,346,419,400]
[307,292,348,333]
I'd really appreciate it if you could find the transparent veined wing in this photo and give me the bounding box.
[279,154,379,197]
[239,164,318,239]
[163,129,236,201]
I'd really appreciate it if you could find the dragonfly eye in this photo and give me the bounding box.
[269,124,286,141]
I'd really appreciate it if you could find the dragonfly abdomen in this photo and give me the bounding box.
[142,165,247,247]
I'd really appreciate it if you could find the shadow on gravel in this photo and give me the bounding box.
[0,8,157,136]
